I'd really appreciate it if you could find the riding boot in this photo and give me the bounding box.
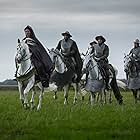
[104,68,110,91]
[105,76,110,91]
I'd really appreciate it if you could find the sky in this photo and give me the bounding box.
[0,0,140,81]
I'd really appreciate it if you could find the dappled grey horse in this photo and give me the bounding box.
[49,48,83,104]
[15,38,44,110]
[15,38,56,110]
[82,53,123,105]
[124,54,140,103]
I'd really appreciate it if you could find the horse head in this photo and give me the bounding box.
[124,53,138,78]
[82,53,102,80]
[15,38,33,78]
[124,54,133,73]
[16,39,29,63]
[49,48,67,73]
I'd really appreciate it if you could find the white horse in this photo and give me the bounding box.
[15,38,56,110]
[49,48,83,104]
[124,53,140,103]
[82,53,124,105]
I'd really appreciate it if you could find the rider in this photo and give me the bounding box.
[86,41,97,55]
[56,31,83,82]
[23,25,53,87]
[129,39,140,74]
[92,35,110,90]
[90,36,123,104]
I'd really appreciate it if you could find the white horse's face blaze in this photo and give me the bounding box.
[16,42,27,63]
[15,39,34,79]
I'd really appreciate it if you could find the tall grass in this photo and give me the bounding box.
[0,90,140,140]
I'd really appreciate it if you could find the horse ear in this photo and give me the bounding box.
[18,39,20,43]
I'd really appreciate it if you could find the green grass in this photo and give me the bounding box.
[0,90,140,140]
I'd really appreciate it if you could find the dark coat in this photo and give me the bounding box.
[56,39,83,82]
[23,26,53,87]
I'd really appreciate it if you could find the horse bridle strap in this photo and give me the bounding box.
[16,68,35,81]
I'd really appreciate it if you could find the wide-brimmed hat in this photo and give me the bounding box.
[134,39,139,44]
[90,41,97,46]
[95,35,106,42]
[62,31,72,37]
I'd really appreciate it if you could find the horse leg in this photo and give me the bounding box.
[98,89,105,105]
[81,88,88,101]
[90,92,96,106]
[138,90,140,100]
[30,87,36,110]
[109,90,112,104]
[64,84,69,105]
[110,77,123,105]
[132,89,138,104]
[96,92,100,103]
[72,83,78,104]
[103,89,107,104]
[77,83,85,101]
[36,82,44,111]
[18,82,24,106]
[53,91,58,100]
[23,76,35,109]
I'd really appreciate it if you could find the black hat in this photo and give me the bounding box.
[134,39,140,44]
[90,41,97,46]
[62,31,72,37]
[95,35,106,42]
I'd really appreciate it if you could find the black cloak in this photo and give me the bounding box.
[56,39,83,82]
[23,26,53,87]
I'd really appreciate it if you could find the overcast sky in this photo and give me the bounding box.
[0,0,140,81]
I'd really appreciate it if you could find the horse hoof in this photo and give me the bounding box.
[23,103,30,109]
[73,101,76,105]
[64,101,68,105]
[104,101,107,104]
[37,106,41,111]
[20,99,24,106]
[53,95,57,100]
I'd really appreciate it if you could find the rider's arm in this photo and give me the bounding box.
[56,41,61,51]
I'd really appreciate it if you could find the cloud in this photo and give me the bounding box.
[0,0,140,81]
[0,0,140,16]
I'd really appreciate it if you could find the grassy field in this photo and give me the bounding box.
[0,90,140,140]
